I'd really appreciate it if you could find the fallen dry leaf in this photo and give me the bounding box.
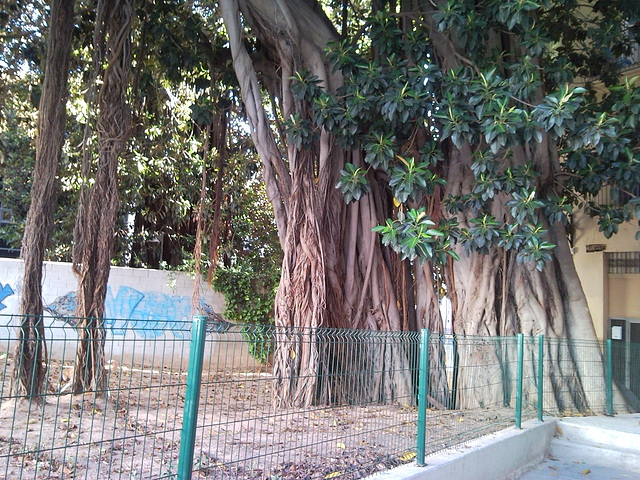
[398,452,416,462]
[324,471,342,479]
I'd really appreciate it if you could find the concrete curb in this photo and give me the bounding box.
[366,419,557,480]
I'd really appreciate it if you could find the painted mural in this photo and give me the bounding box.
[0,283,14,311]
[0,280,229,337]
[44,286,230,337]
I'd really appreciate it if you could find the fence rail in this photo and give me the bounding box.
[0,314,635,479]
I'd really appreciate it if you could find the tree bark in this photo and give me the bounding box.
[206,106,228,282]
[442,131,603,412]
[12,0,75,398]
[223,0,616,413]
[222,0,428,407]
[72,0,133,394]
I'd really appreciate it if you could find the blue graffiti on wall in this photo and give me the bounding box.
[0,283,15,311]
[45,286,227,338]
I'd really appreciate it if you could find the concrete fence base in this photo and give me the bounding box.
[367,419,557,480]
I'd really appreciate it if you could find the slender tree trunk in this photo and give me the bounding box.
[12,0,75,398]
[192,121,212,316]
[207,107,228,282]
[72,0,133,394]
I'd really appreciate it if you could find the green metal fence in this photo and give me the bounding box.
[0,314,193,479]
[0,314,634,479]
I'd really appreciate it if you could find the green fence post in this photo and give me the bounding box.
[537,334,544,422]
[450,335,459,409]
[416,329,430,467]
[606,338,613,416]
[178,315,207,480]
[515,333,524,429]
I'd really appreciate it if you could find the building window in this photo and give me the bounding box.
[591,184,640,207]
[608,252,640,274]
[0,204,12,225]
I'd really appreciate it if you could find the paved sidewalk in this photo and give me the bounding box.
[519,414,640,480]
[519,456,636,479]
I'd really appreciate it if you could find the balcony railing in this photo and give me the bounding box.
[619,43,640,71]
[590,184,640,207]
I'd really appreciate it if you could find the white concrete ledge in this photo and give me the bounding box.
[367,419,557,480]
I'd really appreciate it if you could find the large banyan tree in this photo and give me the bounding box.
[220,0,640,408]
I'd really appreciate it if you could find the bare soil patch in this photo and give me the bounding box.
[0,360,514,479]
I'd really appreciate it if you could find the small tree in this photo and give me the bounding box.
[12,0,75,398]
[72,0,133,393]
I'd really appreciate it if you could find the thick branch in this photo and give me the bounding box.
[220,0,290,244]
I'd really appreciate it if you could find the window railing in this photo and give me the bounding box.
[608,251,640,274]
[619,42,640,71]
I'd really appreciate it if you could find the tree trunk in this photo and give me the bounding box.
[72,0,133,394]
[223,0,618,413]
[192,121,212,316]
[443,139,605,411]
[207,106,228,282]
[12,0,75,398]
[222,0,439,407]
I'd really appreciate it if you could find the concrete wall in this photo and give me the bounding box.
[365,419,557,480]
[0,258,262,371]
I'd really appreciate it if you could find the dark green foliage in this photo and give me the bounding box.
[211,159,282,363]
[336,163,369,204]
[213,264,277,326]
[0,74,77,260]
[0,107,34,249]
[2,0,638,293]
[284,113,317,150]
[213,265,278,363]
[372,208,458,264]
[389,156,445,204]
[287,1,640,271]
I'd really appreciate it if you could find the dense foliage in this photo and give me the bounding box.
[286,5,640,271]
[2,0,639,339]
[1,0,638,408]
[1,1,282,341]
[0,0,279,277]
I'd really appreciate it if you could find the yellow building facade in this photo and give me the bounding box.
[572,50,639,398]
[572,37,640,341]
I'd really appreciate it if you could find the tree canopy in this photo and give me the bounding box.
[1,0,277,276]
[2,0,639,406]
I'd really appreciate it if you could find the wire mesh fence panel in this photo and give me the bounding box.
[191,326,421,479]
[0,314,193,480]
[0,312,636,480]
[418,335,520,457]
[539,337,609,417]
[612,341,640,412]
[519,335,545,422]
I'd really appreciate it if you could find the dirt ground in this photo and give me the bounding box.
[0,359,515,480]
